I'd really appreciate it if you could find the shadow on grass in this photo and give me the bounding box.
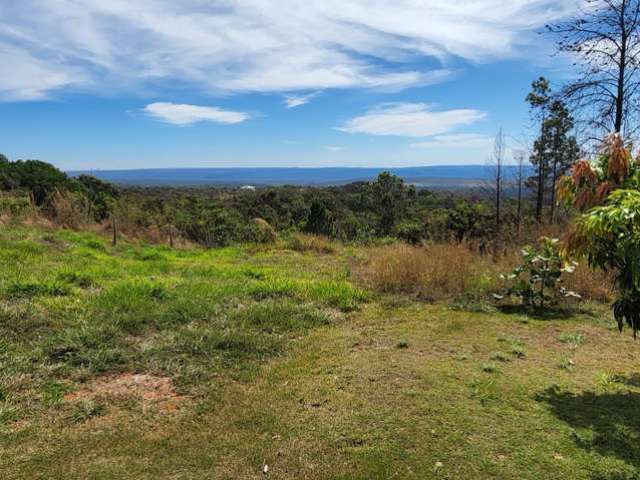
[538,385,640,471]
[496,304,600,320]
[590,474,640,480]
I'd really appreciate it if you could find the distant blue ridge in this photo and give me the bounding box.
[68,166,534,187]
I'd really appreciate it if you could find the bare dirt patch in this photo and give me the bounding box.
[65,373,186,413]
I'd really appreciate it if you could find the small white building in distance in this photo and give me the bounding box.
[240,185,256,191]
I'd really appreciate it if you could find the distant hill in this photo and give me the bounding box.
[69,166,533,188]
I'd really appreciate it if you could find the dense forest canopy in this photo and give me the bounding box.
[0,154,533,248]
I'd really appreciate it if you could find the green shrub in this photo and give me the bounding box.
[395,221,424,245]
[0,193,31,217]
[496,237,580,309]
[244,218,277,243]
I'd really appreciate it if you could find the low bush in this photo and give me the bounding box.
[246,218,277,243]
[496,237,580,309]
[284,233,338,254]
[0,193,32,218]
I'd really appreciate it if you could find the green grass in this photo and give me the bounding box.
[1,225,640,479]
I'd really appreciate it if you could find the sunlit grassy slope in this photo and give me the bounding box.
[1,225,639,479]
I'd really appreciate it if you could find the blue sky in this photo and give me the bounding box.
[0,1,581,170]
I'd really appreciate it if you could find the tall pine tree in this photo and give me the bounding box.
[527,78,580,223]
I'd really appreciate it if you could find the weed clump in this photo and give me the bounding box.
[6,281,72,299]
[56,271,94,288]
[67,400,105,423]
[285,234,338,254]
[236,301,330,333]
[558,332,586,348]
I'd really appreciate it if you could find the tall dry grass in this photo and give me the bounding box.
[49,190,90,229]
[358,241,615,304]
[358,243,514,301]
[564,262,615,303]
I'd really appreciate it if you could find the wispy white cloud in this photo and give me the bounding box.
[143,102,250,126]
[326,146,345,152]
[0,1,579,100]
[284,92,321,109]
[410,133,494,149]
[0,43,82,101]
[340,103,486,138]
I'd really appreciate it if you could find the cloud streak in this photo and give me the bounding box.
[284,92,321,109]
[143,102,250,126]
[340,103,487,138]
[410,133,494,149]
[0,0,579,100]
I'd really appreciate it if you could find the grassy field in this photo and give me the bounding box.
[1,225,639,479]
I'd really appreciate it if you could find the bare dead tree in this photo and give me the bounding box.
[487,129,506,232]
[513,149,527,233]
[547,0,640,139]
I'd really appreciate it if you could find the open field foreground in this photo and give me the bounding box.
[1,226,639,480]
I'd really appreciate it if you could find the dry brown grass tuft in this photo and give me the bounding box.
[564,262,615,303]
[359,241,615,304]
[358,243,511,301]
[285,233,339,254]
[49,190,90,229]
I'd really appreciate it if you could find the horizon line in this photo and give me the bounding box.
[67,164,504,173]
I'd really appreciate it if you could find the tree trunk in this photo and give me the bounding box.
[550,158,558,223]
[536,159,545,223]
[111,215,117,246]
[615,6,627,133]
[550,128,561,223]
[496,168,501,232]
[516,167,523,234]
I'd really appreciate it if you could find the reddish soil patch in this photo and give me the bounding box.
[65,373,186,413]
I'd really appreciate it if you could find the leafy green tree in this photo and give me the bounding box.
[7,159,70,205]
[546,101,580,222]
[73,174,119,221]
[367,172,410,236]
[0,153,17,190]
[560,133,640,337]
[304,195,335,236]
[444,199,492,243]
